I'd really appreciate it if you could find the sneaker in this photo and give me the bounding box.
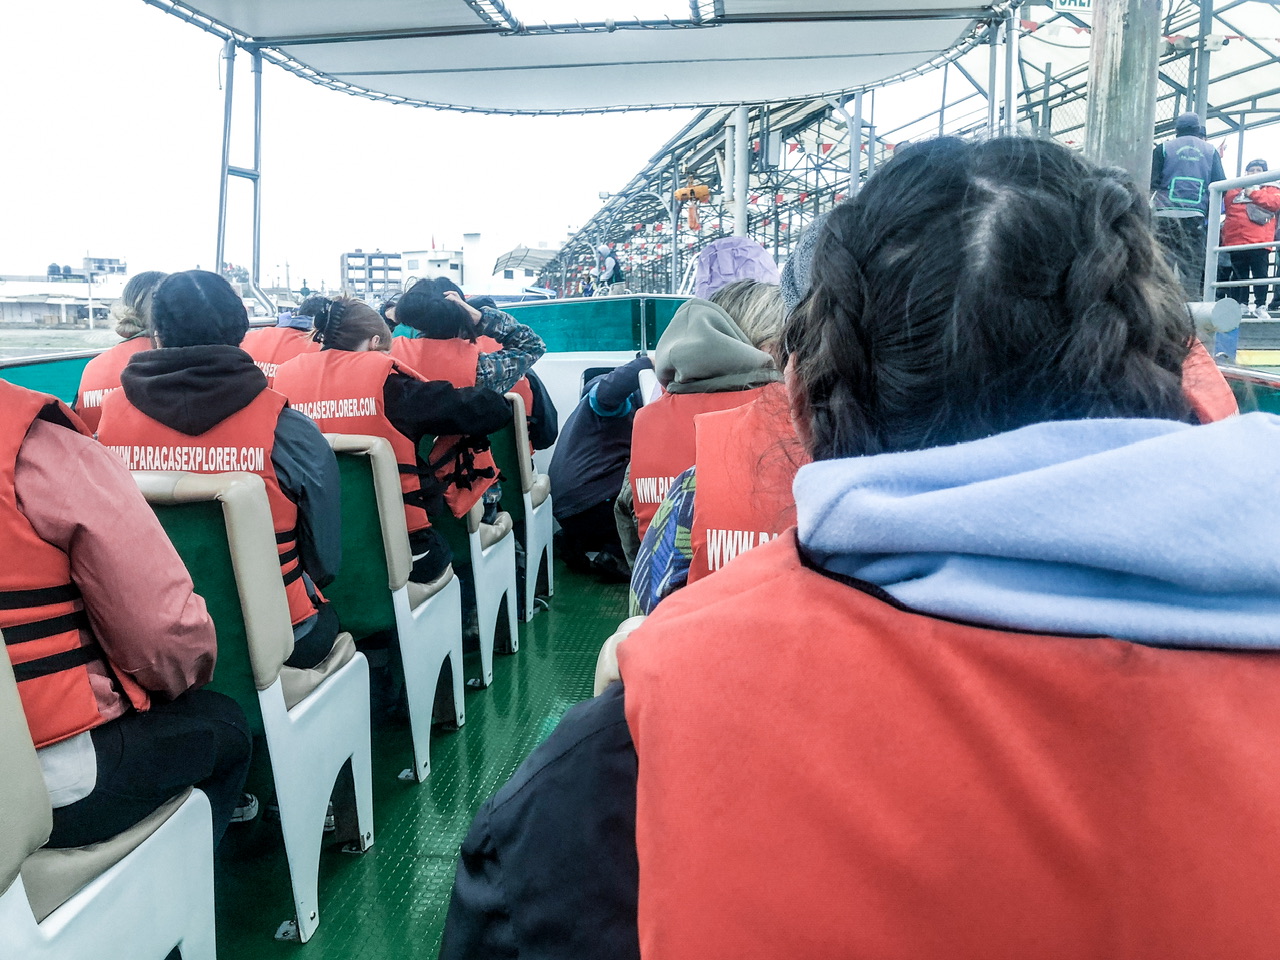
[264,799,336,832]
[1253,305,1272,320]
[230,792,259,823]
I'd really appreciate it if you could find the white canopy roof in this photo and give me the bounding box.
[152,0,1005,113]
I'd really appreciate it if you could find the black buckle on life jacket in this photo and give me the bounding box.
[13,642,105,683]
[3,610,91,645]
[0,583,81,611]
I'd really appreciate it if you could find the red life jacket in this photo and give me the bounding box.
[621,533,1280,960]
[73,335,151,433]
[1182,338,1238,424]
[390,336,481,388]
[0,382,133,748]
[240,326,320,387]
[688,383,809,584]
[273,350,431,533]
[388,337,500,517]
[97,387,318,627]
[629,387,767,539]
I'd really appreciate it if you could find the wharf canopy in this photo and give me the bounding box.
[149,0,1008,114]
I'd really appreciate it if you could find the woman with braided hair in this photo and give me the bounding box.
[274,295,510,584]
[441,138,1280,960]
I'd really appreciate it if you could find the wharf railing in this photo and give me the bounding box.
[1203,168,1280,304]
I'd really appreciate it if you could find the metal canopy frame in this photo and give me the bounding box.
[544,0,1280,296]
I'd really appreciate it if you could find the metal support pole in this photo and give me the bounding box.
[987,23,999,137]
[1236,115,1246,176]
[215,38,236,275]
[1195,0,1213,118]
[250,50,263,295]
[1004,10,1018,135]
[938,63,949,136]
[852,90,864,195]
[1040,63,1053,138]
[733,104,750,237]
[1084,0,1161,189]
[670,161,680,294]
[723,116,735,228]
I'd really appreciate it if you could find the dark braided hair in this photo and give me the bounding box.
[151,269,249,348]
[312,295,392,351]
[784,136,1193,461]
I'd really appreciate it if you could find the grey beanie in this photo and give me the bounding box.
[1246,158,1268,172]
[780,212,830,316]
[1174,112,1202,135]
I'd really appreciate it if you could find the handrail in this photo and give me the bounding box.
[1203,168,1280,303]
[1218,363,1280,388]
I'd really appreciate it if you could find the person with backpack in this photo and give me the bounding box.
[1221,159,1280,318]
[1150,112,1225,299]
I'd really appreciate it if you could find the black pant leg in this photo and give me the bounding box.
[286,600,340,669]
[1245,248,1271,307]
[409,526,454,583]
[48,689,251,848]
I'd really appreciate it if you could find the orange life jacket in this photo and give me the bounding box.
[390,336,482,388]
[73,335,151,434]
[1182,338,1238,424]
[388,337,500,517]
[240,326,320,387]
[273,350,431,533]
[629,387,767,539]
[688,383,809,583]
[620,532,1280,960]
[97,387,318,627]
[0,382,137,748]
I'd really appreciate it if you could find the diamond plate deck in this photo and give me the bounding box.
[214,561,628,957]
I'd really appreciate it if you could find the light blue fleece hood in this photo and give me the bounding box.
[796,414,1280,649]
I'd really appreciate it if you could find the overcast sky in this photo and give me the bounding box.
[0,0,695,289]
[3,1,1278,292]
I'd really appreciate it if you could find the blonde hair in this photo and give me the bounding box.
[709,280,784,357]
[111,270,168,339]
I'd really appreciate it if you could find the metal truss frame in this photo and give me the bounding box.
[544,0,1280,296]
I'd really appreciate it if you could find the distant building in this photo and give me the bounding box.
[339,249,402,300]
[402,248,464,287]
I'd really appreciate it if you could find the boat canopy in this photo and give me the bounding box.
[149,0,1007,113]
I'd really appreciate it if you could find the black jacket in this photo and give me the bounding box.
[440,683,639,960]
[120,344,342,586]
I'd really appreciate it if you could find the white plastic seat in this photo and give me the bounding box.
[593,615,648,696]
[0,638,216,960]
[501,393,557,621]
[325,434,465,784]
[134,470,374,944]
[466,499,519,687]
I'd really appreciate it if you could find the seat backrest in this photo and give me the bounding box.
[0,631,54,899]
[323,434,410,640]
[487,394,533,523]
[133,471,294,735]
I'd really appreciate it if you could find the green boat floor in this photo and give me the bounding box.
[213,562,627,958]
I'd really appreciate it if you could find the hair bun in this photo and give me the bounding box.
[109,302,146,339]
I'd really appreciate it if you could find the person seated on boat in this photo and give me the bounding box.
[378,291,400,330]
[1,379,251,848]
[548,354,654,582]
[441,136,1280,960]
[692,236,781,300]
[272,296,511,585]
[73,270,166,433]
[239,300,321,387]
[628,279,805,614]
[614,294,780,565]
[95,270,343,670]
[391,276,545,406]
[391,277,546,519]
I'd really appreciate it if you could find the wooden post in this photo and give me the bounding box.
[1084,0,1160,187]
